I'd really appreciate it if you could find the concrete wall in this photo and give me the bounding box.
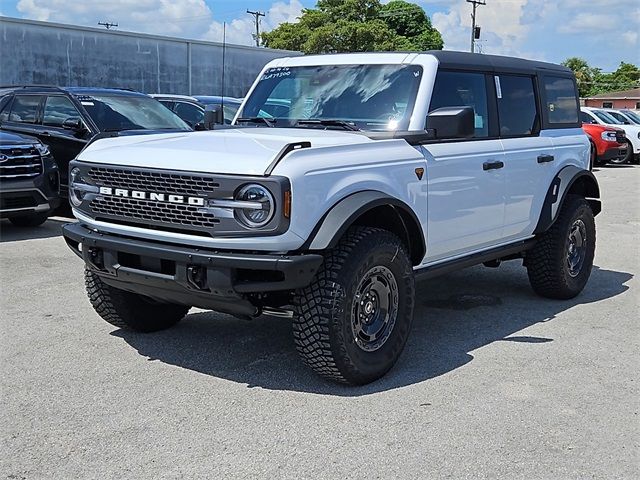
[0,17,300,98]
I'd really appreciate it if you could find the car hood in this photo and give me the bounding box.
[0,130,38,145]
[77,128,376,175]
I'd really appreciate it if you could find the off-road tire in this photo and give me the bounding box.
[85,268,189,332]
[292,227,415,385]
[526,195,595,299]
[9,212,49,227]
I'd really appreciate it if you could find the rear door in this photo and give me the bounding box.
[497,74,555,240]
[422,70,506,263]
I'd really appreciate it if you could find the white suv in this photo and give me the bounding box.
[63,52,601,385]
[581,106,640,164]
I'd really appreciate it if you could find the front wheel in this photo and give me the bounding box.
[292,227,415,385]
[85,269,189,332]
[526,195,596,299]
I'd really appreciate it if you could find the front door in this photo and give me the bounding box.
[422,70,506,263]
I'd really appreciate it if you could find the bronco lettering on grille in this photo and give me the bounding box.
[98,186,206,206]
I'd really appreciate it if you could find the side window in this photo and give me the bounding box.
[496,75,538,136]
[8,95,42,124]
[580,112,595,124]
[602,102,613,108]
[0,96,11,123]
[174,102,204,126]
[543,76,579,124]
[158,100,175,110]
[429,71,489,138]
[43,96,81,127]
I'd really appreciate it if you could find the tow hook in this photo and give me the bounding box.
[187,265,208,290]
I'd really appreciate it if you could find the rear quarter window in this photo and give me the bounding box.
[543,76,579,125]
[9,95,42,124]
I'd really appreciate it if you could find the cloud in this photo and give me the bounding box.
[203,0,303,45]
[16,0,215,37]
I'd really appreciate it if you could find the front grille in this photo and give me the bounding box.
[0,144,43,179]
[88,167,220,196]
[615,131,626,143]
[91,196,220,229]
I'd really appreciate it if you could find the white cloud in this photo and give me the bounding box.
[16,0,214,37]
[203,0,302,45]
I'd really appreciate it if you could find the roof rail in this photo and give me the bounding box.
[0,84,66,92]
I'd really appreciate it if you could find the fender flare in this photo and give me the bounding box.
[304,190,426,264]
[534,165,601,234]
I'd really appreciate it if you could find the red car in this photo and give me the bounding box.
[582,123,627,168]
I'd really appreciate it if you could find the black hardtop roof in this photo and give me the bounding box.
[426,50,572,75]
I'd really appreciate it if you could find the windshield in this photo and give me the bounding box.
[592,110,622,125]
[78,94,191,132]
[622,110,640,124]
[238,64,423,131]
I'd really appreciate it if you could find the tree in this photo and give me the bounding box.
[262,0,443,54]
[563,57,640,97]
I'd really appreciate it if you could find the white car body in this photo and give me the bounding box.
[72,52,590,266]
[581,107,640,154]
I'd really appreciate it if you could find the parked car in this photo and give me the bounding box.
[62,51,600,385]
[581,107,640,164]
[581,122,627,167]
[0,86,191,197]
[150,94,242,127]
[602,108,640,126]
[0,130,60,226]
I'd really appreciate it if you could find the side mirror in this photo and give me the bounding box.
[62,117,84,131]
[194,122,207,131]
[203,105,224,130]
[426,106,475,139]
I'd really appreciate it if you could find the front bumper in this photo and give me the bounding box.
[599,145,627,162]
[62,223,323,316]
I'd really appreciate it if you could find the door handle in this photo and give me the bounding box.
[40,131,51,137]
[537,154,554,163]
[483,160,504,171]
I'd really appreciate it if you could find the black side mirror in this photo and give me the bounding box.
[426,106,475,139]
[194,122,207,131]
[62,117,84,131]
[203,105,224,130]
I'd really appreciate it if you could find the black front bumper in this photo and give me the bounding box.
[599,145,627,162]
[62,223,323,316]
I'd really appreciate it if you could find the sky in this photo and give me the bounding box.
[0,0,638,71]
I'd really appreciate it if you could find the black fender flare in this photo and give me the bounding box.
[304,190,426,264]
[534,165,601,234]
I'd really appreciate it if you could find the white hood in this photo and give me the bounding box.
[77,128,375,175]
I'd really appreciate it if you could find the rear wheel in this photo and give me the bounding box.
[8,212,49,227]
[85,268,189,332]
[526,195,596,299]
[292,227,415,385]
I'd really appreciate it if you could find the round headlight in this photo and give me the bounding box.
[234,184,275,228]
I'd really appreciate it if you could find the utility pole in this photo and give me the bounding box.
[97,21,118,30]
[246,10,265,47]
[466,0,485,53]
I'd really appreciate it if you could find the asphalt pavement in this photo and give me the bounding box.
[1,165,638,479]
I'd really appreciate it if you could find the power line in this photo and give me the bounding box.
[466,0,485,53]
[246,10,265,47]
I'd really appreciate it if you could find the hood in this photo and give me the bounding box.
[78,128,375,175]
[0,130,39,146]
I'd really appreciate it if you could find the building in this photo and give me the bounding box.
[0,17,299,98]
[583,88,640,110]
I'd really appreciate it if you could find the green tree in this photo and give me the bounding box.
[563,57,640,97]
[262,0,443,54]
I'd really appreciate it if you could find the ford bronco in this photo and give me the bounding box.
[62,52,600,385]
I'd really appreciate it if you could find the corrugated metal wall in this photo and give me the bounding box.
[0,17,300,97]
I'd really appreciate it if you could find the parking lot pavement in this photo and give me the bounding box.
[1,166,638,480]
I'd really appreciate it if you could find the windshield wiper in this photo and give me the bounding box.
[294,119,360,131]
[236,117,275,127]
